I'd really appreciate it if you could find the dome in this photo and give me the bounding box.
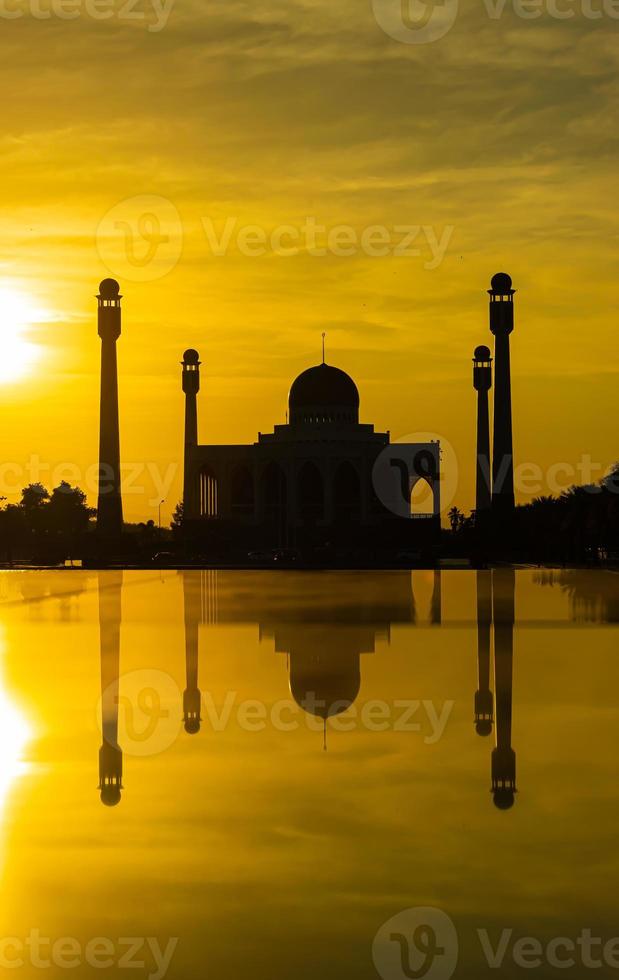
[490,272,512,293]
[289,363,359,425]
[99,278,120,299]
[474,345,491,360]
[290,666,361,719]
[183,348,200,364]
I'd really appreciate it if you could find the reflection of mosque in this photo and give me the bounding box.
[180,570,440,737]
[94,568,519,809]
[264,572,440,732]
[181,569,516,805]
[474,568,517,810]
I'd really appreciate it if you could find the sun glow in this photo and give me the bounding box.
[0,628,33,871]
[0,286,44,384]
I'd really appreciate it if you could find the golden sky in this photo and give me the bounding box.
[0,0,617,522]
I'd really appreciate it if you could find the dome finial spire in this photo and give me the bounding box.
[321,332,326,364]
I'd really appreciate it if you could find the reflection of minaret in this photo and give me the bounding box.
[474,570,493,736]
[430,570,442,625]
[472,345,492,515]
[489,272,516,516]
[182,349,201,520]
[183,571,202,734]
[491,568,516,809]
[97,279,124,540]
[98,571,123,806]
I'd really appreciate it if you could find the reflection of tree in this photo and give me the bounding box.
[537,569,619,623]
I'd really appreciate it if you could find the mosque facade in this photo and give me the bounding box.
[181,351,442,555]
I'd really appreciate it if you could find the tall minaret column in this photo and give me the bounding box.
[182,349,201,520]
[488,272,516,515]
[473,345,492,516]
[97,279,124,539]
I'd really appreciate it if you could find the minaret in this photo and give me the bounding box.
[97,279,124,539]
[98,570,123,806]
[182,571,202,734]
[473,345,492,516]
[491,567,516,809]
[474,569,493,736]
[488,272,516,515]
[182,349,201,520]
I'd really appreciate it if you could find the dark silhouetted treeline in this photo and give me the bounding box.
[512,468,619,562]
[0,482,94,563]
[0,483,172,565]
[449,463,619,564]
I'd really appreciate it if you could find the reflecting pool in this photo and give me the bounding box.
[0,569,617,979]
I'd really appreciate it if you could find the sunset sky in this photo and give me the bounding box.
[0,0,617,523]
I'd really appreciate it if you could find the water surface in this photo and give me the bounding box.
[0,569,617,979]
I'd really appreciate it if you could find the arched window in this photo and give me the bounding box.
[262,461,287,521]
[199,468,218,518]
[333,461,361,523]
[410,477,434,517]
[297,461,324,522]
[409,449,438,518]
[230,465,254,515]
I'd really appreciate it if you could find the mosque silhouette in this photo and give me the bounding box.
[94,278,442,557]
[94,271,519,559]
[181,351,442,555]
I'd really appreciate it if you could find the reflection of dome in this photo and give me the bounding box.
[289,363,359,424]
[183,348,200,364]
[100,785,121,807]
[184,718,200,734]
[99,278,120,299]
[289,654,361,719]
[490,272,512,293]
